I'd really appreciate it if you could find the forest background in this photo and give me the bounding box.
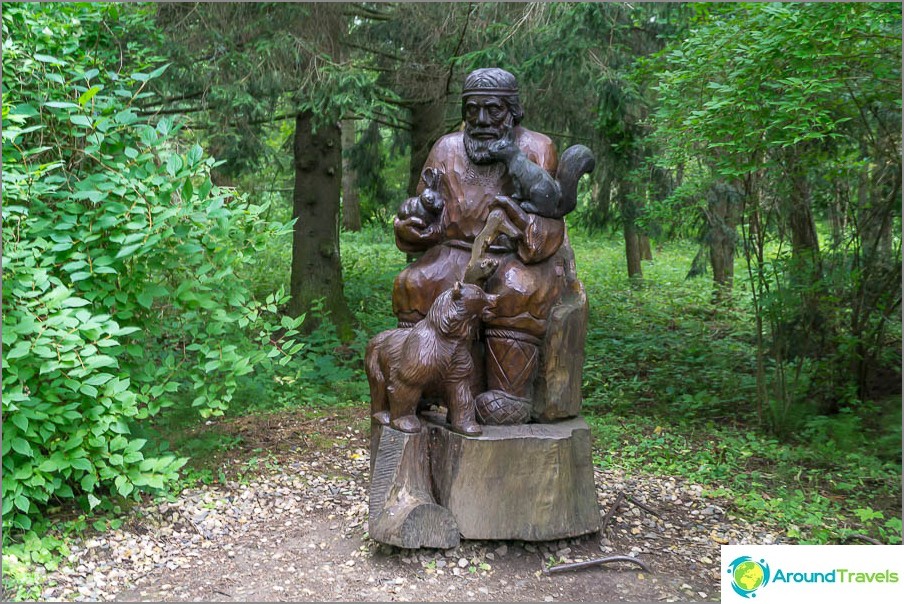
[2,2,901,597]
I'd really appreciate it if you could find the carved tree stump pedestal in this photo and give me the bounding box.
[368,422,460,549]
[368,415,600,548]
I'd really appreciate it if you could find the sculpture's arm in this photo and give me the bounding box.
[489,196,565,265]
[519,214,566,264]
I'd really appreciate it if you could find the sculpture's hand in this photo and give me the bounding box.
[488,195,530,231]
[486,128,519,163]
[394,215,442,252]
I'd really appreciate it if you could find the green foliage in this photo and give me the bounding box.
[342,226,407,331]
[227,301,364,414]
[1,2,300,533]
[649,1,901,421]
[880,518,903,545]
[153,3,399,178]
[589,411,900,544]
[347,123,410,225]
[574,230,899,543]
[216,226,404,417]
[2,530,71,600]
[655,2,900,173]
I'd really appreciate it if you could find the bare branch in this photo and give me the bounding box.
[445,2,475,96]
[343,5,392,22]
[342,40,404,63]
[137,90,206,110]
[137,105,208,117]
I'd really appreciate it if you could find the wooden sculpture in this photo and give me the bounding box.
[366,281,497,436]
[392,67,594,424]
[367,67,599,548]
[397,167,445,229]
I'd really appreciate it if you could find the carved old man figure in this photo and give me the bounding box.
[392,67,579,418]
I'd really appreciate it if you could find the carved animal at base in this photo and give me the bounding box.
[366,281,498,436]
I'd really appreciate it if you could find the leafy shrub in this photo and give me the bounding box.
[1,3,301,532]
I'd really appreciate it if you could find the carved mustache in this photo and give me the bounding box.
[466,128,503,139]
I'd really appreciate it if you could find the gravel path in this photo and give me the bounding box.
[35,409,782,602]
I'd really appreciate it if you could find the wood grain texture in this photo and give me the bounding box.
[368,423,460,549]
[428,416,600,541]
[532,283,589,421]
[369,417,599,547]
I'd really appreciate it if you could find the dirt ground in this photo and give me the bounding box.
[40,407,778,602]
[111,510,707,602]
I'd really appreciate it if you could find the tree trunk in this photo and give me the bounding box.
[787,165,822,281]
[624,229,643,281]
[620,181,643,281]
[787,166,821,269]
[341,118,361,232]
[709,230,734,298]
[851,154,901,399]
[407,98,446,196]
[588,169,611,231]
[639,235,653,262]
[784,152,827,366]
[641,165,673,263]
[861,159,897,266]
[706,181,740,301]
[288,111,355,340]
[828,178,849,251]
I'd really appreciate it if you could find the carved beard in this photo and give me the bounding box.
[463,114,515,166]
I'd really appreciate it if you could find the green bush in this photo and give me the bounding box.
[1,3,301,532]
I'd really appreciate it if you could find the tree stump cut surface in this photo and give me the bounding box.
[368,424,460,549]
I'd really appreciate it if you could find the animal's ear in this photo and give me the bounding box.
[422,168,437,188]
[452,281,462,300]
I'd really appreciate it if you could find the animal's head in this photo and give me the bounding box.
[428,281,498,339]
[451,281,498,320]
[419,168,444,213]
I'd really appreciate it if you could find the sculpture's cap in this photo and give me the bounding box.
[461,68,519,98]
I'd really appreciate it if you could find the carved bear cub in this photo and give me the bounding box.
[366,281,497,436]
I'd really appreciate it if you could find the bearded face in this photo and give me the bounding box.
[463,96,515,165]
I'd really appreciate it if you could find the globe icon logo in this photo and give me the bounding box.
[727,556,771,598]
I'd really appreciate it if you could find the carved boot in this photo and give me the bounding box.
[476,329,540,425]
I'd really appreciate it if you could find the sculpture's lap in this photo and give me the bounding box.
[392,245,468,324]
[392,243,569,338]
